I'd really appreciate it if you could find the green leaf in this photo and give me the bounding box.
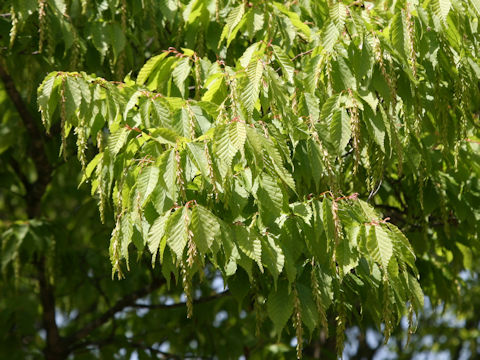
[137,165,160,205]
[239,42,260,68]
[297,283,319,333]
[272,45,294,82]
[261,235,285,285]
[407,273,424,310]
[107,127,129,157]
[109,23,126,62]
[150,98,172,127]
[38,72,60,131]
[220,4,245,47]
[242,59,263,115]
[172,57,191,97]
[229,122,246,151]
[273,2,311,39]
[234,226,262,271]
[366,225,393,272]
[120,213,133,269]
[329,108,351,154]
[471,0,480,15]
[147,212,169,266]
[165,207,188,259]
[214,124,238,176]
[137,53,169,85]
[157,149,177,201]
[191,205,220,254]
[65,76,82,121]
[149,127,181,145]
[330,2,347,30]
[336,228,359,276]
[321,94,340,124]
[433,0,451,21]
[391,11,409,61]
[322,21,340,53]
[257,173,284,226]
[267,279,294,335]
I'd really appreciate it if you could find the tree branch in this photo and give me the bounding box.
[0,58,52,218]
[130,290,230,310]
[65,277,165,345]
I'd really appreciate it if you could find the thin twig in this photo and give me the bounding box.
[292,49,313,61]
[131,290,230,309]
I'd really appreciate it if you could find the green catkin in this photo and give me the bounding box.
[336,300,346,359]
[110,215,123,279]
[181,264,193,318]
[293,288,303,359]
[374,37,403,174]
[116,0,127,80]
[204,141,219,200]
[38,0,47,53]
[405,4,417,79]
[454,63,470,166]
[184,209,196,318]
[75,119,87,169]
[186,104,197,139]
[254,292,264,336]
[382,279,393,343]
[194,55,202,100]
[370,144,384,194]
[332,199,343,276]
[60,76,68,161]
[308,116,336,190]
[96,133,106,224]
[311,265,329,337]
[326,57,333,96]
[348,88,361,173]
[175,148,186,201]
[9,6,18,48]
[14,255,20,290]
[406,302,415,346]
[80,0,88,15]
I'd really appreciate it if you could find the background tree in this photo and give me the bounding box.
[1,0,479,359]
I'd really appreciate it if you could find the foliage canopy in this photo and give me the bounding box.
[1,0,480,359]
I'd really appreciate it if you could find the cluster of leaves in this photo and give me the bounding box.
[35,0,480,357]
[1,0,479,358]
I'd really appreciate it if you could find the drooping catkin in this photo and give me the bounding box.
[311,265,329,337]
[332,199,343,275]
[183,208,196,318]
[293,288,303,359]
[75,119,87,169]
[110,215,123,279]
[348,88,361,173]
[405,5,417,79]
[181,264,193,318]
[204,140,219,200]
[38,0,47,53]
[382,279,393,343]
[186,104,197,139]
[175,148,186,201]
[116,0,127,79]
[60,76,68,161]
[406,301,415,346]
[336,300,346,358]
[9,6,18,48]
[194,55,202,100]
[308,116,336,189]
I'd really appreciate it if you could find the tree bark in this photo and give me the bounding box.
[37,256,67,360]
